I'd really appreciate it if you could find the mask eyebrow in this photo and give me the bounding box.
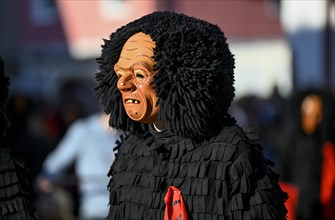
[114,62,154,73]
[114,64,126,72]
[132,61,150,69]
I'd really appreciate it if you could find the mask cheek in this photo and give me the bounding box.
[125,105,142,120]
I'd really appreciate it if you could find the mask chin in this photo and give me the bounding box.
[122,100,156,123]
[129,105,159,124]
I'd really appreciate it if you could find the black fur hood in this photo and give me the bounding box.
[95,11,236,139]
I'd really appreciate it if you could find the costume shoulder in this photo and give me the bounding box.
[215,125,288,219]
[0,144,37,219]
[107,132,153,177]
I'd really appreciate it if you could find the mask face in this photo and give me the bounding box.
[301,94,323,134]
[114,32,159,124]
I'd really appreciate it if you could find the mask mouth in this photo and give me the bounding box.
[124,98,141,104]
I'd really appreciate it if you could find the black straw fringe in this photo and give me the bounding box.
[0,145,37,219]
[107,125,288,219]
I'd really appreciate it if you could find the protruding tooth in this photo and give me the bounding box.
[125,99,140,104]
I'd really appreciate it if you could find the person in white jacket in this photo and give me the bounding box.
[37,113,123,220]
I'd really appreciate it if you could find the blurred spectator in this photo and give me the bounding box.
[5,76,100,214]
[48,78,100,140]
[39,77,102,216]
[36,113,123,220]
[231,86,287,161]
[6,92,55,193]
[258,86,287,162]
[276,88,335,220]
[35,186,75,220]
[0,56,37,219]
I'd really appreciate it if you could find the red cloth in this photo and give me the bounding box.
[320,141,335,204]
[320,141,335,219]
[279,181,299,220]
[164,186,189,220]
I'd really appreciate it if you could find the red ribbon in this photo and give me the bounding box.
[164,186,189,220]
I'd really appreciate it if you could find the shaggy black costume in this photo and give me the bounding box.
[96,11,287,219]
[0,57,37,219]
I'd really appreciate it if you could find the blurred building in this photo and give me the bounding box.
[0,0,333,100]
[281,0,335,92]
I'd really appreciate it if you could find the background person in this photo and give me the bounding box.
[36,112,123,220]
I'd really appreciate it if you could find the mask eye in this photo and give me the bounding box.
[116,71,123,78]
[134,69,146,80]
[136,73,145,79]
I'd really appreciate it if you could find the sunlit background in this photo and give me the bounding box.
[1,0,334,99]
[0,1,334,220]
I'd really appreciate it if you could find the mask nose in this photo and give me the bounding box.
[117,74,136,92]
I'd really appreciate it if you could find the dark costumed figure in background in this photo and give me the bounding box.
[277,89,335,220]
[95,11,288,220]
[0,57,37,219]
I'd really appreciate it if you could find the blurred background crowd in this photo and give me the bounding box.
[0,1,334,220]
